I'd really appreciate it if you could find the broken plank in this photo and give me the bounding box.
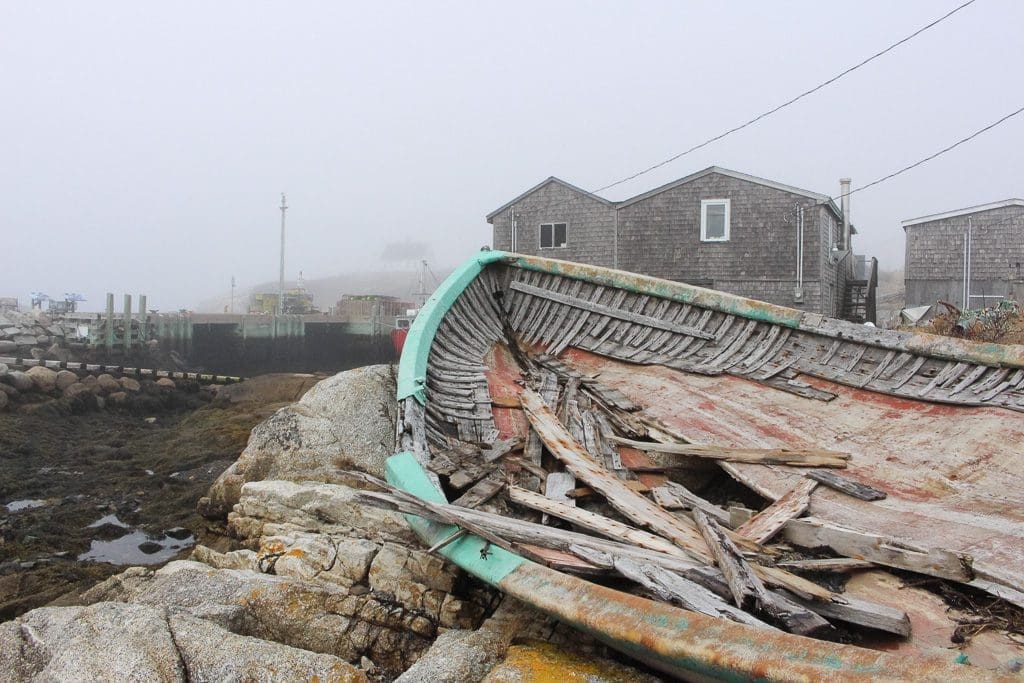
[520,388,712,560]
[735,479,817,544]
[598,552,773,629]
[692,509,767,610]
[781,517,974,583]
[775,558,875,572]
[542,470,576,524]
[508,485,691,559]
[609,436,850,468]
[481,437,523,463]
[778,589,911,638]
[452,473,505,509]
[805,469,887,501]
[682,565,835,638]
[651,481,732,527]
[520,544,607,575]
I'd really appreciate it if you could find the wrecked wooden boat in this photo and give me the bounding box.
[373,250,1024,681]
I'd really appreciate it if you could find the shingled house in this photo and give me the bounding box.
[903,199,1024,309]
[487,166,876,322]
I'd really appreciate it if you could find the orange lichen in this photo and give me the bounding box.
[482,641,648,682]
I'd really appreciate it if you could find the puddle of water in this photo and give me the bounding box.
[78,530,194,566]
[87,514,130,529]
[5,499,47,512]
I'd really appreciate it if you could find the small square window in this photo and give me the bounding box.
[700,199,730,241]
[540,222,567,248]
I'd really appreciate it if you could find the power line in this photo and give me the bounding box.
[593,0,979,194]
[840,105,1024,200]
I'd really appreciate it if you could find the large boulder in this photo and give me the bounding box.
[0,601,365,682]
[0,340,17,354]
[25,366,58,393]
[119,376,141,392]
[55,370,78,391]
[4,370,34,393]
[96,373,121,394]
[200,365,397,519]
[80,560,437,676]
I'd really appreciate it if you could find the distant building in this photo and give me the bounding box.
[0,297,18,314]
[903,199,1024,309]
[333,294,413,322]
[487,166,875,322]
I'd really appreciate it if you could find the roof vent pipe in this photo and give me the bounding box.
[840,178,851,250]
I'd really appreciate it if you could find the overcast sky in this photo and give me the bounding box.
[3,1,1021,311]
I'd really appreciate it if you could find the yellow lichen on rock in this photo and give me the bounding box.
[483,641,659,682]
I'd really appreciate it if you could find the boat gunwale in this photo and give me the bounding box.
[398,251,1024,407]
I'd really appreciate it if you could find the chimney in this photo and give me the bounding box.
[839,178,851,250]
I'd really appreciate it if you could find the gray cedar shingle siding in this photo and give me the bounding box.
[487,168,851,317]
[490,180,616,268]
[617,173,830,312]
[904,203,1024,308]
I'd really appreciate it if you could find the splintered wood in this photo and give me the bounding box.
[399,353,1016,649]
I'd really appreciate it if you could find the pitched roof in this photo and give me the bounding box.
[486,176,613,222]
[902,198,1024,228]
[487,166,845,224]
[614,166,844,220]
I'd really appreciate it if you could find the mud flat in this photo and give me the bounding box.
[0,373,321,619]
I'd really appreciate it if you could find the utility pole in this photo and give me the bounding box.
[278,193,288,315]
[230,275,236,314]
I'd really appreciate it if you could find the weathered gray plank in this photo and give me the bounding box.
[805,470,887,501]
[509,280,715,340]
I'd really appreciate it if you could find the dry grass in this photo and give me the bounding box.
[917,301,1024,345]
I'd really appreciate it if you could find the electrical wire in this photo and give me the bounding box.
[840,105,1024,200]
[593,0,979,194]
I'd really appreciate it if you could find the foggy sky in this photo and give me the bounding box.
[3,1,1022,311]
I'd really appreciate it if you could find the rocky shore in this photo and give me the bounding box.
[1,365,661,681]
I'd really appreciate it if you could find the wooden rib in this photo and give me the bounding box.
[510,280,716,340]
[917,361,966,397]
[888,355,927,390]
[734,479,817,544]
[947,364,990,397]
[549,285,607,356]
[857,350,895,388]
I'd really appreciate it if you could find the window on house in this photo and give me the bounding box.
[700,199,730,241]
[540,222,567,248]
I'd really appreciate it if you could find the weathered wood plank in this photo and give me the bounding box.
[452,473,505,509]
[651,481,732,527]
[682,565,835,637]
[735,479,817,544]
[781,517,974,583]
[805,469,887,501]
[593,552,774,629]
[776,558,875,572]
[508,485,691,559]
[778,589,911,638]
[481,437,523,463]
[509,280,716,339]
[520,388,712,559]
[692,509,767,610]
[609,436,850,468]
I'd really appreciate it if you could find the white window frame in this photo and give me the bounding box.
[700,199,731,242]
[539,222,568,249]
